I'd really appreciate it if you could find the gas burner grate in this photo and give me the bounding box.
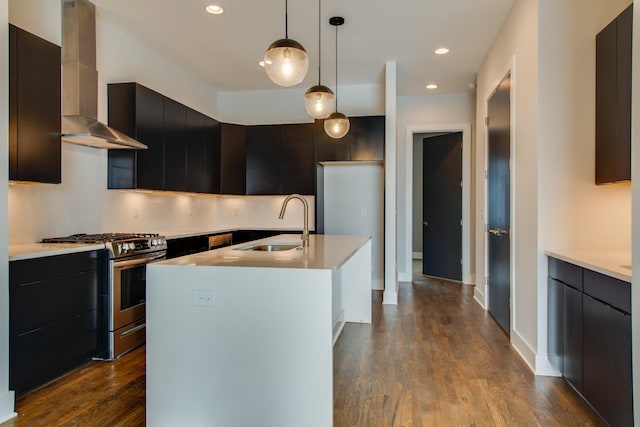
[42,233,160,244]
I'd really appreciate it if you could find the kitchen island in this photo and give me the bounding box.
[145,234,372,427]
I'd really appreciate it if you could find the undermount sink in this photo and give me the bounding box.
[620,265,632,271]
[236,243,301,252]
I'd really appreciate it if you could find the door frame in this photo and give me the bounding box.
[483,62,516,338]
[404,123,471,284]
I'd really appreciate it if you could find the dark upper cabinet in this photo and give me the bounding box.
[9,24,61,184]
[108,83,221,194]
[246,125,281,195]
[107,83,164,190]
[280,123,315,195]
[595,4,632,184]
[163,97,188,191]
[315,119,349,162]
[220,123,246,195]
[349,116,385,161]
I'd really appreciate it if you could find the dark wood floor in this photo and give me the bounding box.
[3,263,603,426]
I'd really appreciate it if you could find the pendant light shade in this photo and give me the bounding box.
[303,0,335,119]
[264,0,309,87]
[324,111,350,139]
[325,16,349,139]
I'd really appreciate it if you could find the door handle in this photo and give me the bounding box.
[423,221,428,226]
[488,228,509,237]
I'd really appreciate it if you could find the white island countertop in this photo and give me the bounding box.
[545,249,631,282]
[155,233,370,270]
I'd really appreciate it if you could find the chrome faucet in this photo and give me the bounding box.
[279,194,309,248]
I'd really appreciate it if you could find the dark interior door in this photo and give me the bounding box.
[422,132,462,281]
[487,74,511,335]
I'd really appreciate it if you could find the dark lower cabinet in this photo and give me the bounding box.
[9,24,61,184]
[166,235,209,259]
[9,250,107,396]
[563,285,582,393]
[583,295,632,427]
[548,256,632,426]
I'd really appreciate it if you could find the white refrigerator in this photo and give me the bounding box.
[317,161,384,290]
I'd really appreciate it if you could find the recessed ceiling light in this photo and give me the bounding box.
[205,4,224,15]
[426,84,439,90]
[434,47,449,55]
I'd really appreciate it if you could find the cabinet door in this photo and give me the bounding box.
[246,125,281,195]
[563,285,582,393]
[185,108,207,193]
[164,97,188,191]
[315,119,349,162]
[203,116,222,194]
[108,83,136,189]
[614,4,632,182]
[609,307,633,427]
[220,123,246,195]
[280,123,315,195]
[135,85,165,190]
[9,24,61,184]
[547,278,564,373]
[582,294,609,421]
[349,116,385,161]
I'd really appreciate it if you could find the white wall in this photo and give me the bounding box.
[0,0,14,421]
[217,83,384,125]
[397,93,476,281]
[475,0,632,373]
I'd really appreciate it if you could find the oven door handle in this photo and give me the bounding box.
[113,252,166,269]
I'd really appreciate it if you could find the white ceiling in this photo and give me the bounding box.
[91,0,515,96]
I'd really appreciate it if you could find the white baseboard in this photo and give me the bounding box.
[534,354,562,377]
[510,329,536,373]
[0,390,16,424]
[371,279,384,291]
[398,272,412,282]
[473,286,485,308]
[412,252,423,259]
[383,289,398,305]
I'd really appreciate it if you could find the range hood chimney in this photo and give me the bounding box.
[61,0,146,149]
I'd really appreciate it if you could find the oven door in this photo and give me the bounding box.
[111,252,165,331]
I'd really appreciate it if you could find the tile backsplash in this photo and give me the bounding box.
[8,143,314,244]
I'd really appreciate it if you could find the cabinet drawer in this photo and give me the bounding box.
[10,251,101,285]
[583,269,630,314]
[548,257,582,291]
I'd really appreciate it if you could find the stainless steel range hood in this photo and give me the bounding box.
[61,0,146,149]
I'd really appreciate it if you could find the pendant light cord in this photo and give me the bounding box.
[335,22,339,112]
[318,0,321,84]
[285,0,288,38]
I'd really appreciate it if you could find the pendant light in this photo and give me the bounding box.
[303,0,334,119]
[264,0,309,87]
[324,16,349,139]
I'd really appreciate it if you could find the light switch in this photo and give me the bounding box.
[192,290,215,307]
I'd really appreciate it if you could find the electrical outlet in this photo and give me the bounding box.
[192,290,215,307]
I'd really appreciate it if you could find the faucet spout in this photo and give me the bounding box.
[279,194,309,248]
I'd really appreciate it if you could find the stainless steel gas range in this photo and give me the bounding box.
[42,233,167,359]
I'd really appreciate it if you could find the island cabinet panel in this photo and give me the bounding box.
[9,250,107,396]
[163,97,188,192]
[246,125,281,195]
[220,123,246,195]
[280,123,315,195]
[595,4,632,184]
[349,116,385,161]
[547,256,632,426]
[9,24,61,184]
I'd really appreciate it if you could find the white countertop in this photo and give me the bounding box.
[155,234,370,270]
[545,249,631,282]
[9,243,106,261]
